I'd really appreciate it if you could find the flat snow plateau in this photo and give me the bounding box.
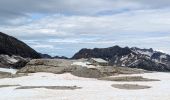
[0,72,170,100]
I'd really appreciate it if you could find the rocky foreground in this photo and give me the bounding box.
[0,54,148,79]
[17,59,147,78]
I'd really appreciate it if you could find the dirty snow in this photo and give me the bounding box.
[0,72,170,100]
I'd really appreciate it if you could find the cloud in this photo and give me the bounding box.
[131,0,170,8]
[2,8,170,38]
[0,0,143,25]
[1,0,170,25]
[31,44,54,49]
[0,0,170,56]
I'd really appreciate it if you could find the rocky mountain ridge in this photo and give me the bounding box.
[72,46,170,71]
[40,53,68,59]
[0,32,41,58]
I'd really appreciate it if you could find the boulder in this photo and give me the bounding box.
[18,59,73,74]
[0,55,29,69]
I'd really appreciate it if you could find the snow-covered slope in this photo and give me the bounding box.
[113,47,170,71]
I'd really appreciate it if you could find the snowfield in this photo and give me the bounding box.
[0,72,170,100]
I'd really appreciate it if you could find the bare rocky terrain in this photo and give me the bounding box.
[17,59,148,78]
[16,86,81,90]
[0,55,29,69]
[111,84,151,90]
[99,76,159,82]
[0,71,12,79]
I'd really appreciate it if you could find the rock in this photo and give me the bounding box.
[99,76,159,82]
[18,59,106,78]
[18,59,74,74]
[71,66,105,78]
[111,84,151,90]
[16,86,81,90]
[0,32,41,58]
[0,71,12,79]
[18,59,147,78]
[0,55,29,69]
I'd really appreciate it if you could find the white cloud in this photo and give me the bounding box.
[2,8,170,38]
[31,44,54,49]
[1,0,170,25]
[1,0,170,56]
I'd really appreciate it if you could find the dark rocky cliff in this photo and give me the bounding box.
[0,32,41,58]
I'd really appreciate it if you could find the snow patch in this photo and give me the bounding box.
[120,56,128,61]
[8,58,18,63]
[128,60,140,66]
[72,62,96,68]
[137,50,153,57]
[160,55,167,59]
[0,68,17,74]
[72,62,88,67]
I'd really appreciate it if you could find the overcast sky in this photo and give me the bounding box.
[0,0,170,57]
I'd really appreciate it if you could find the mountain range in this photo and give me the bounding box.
[72,46,170,71]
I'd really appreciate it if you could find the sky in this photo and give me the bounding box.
[0,0,170,57]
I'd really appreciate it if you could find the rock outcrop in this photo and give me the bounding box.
[18,59,73,74]
[0,32,41,58]
[72,46,170,71]
[0,55,29,69]
[18,59,146,78]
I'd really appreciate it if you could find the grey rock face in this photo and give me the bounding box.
[0,55,29,69]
